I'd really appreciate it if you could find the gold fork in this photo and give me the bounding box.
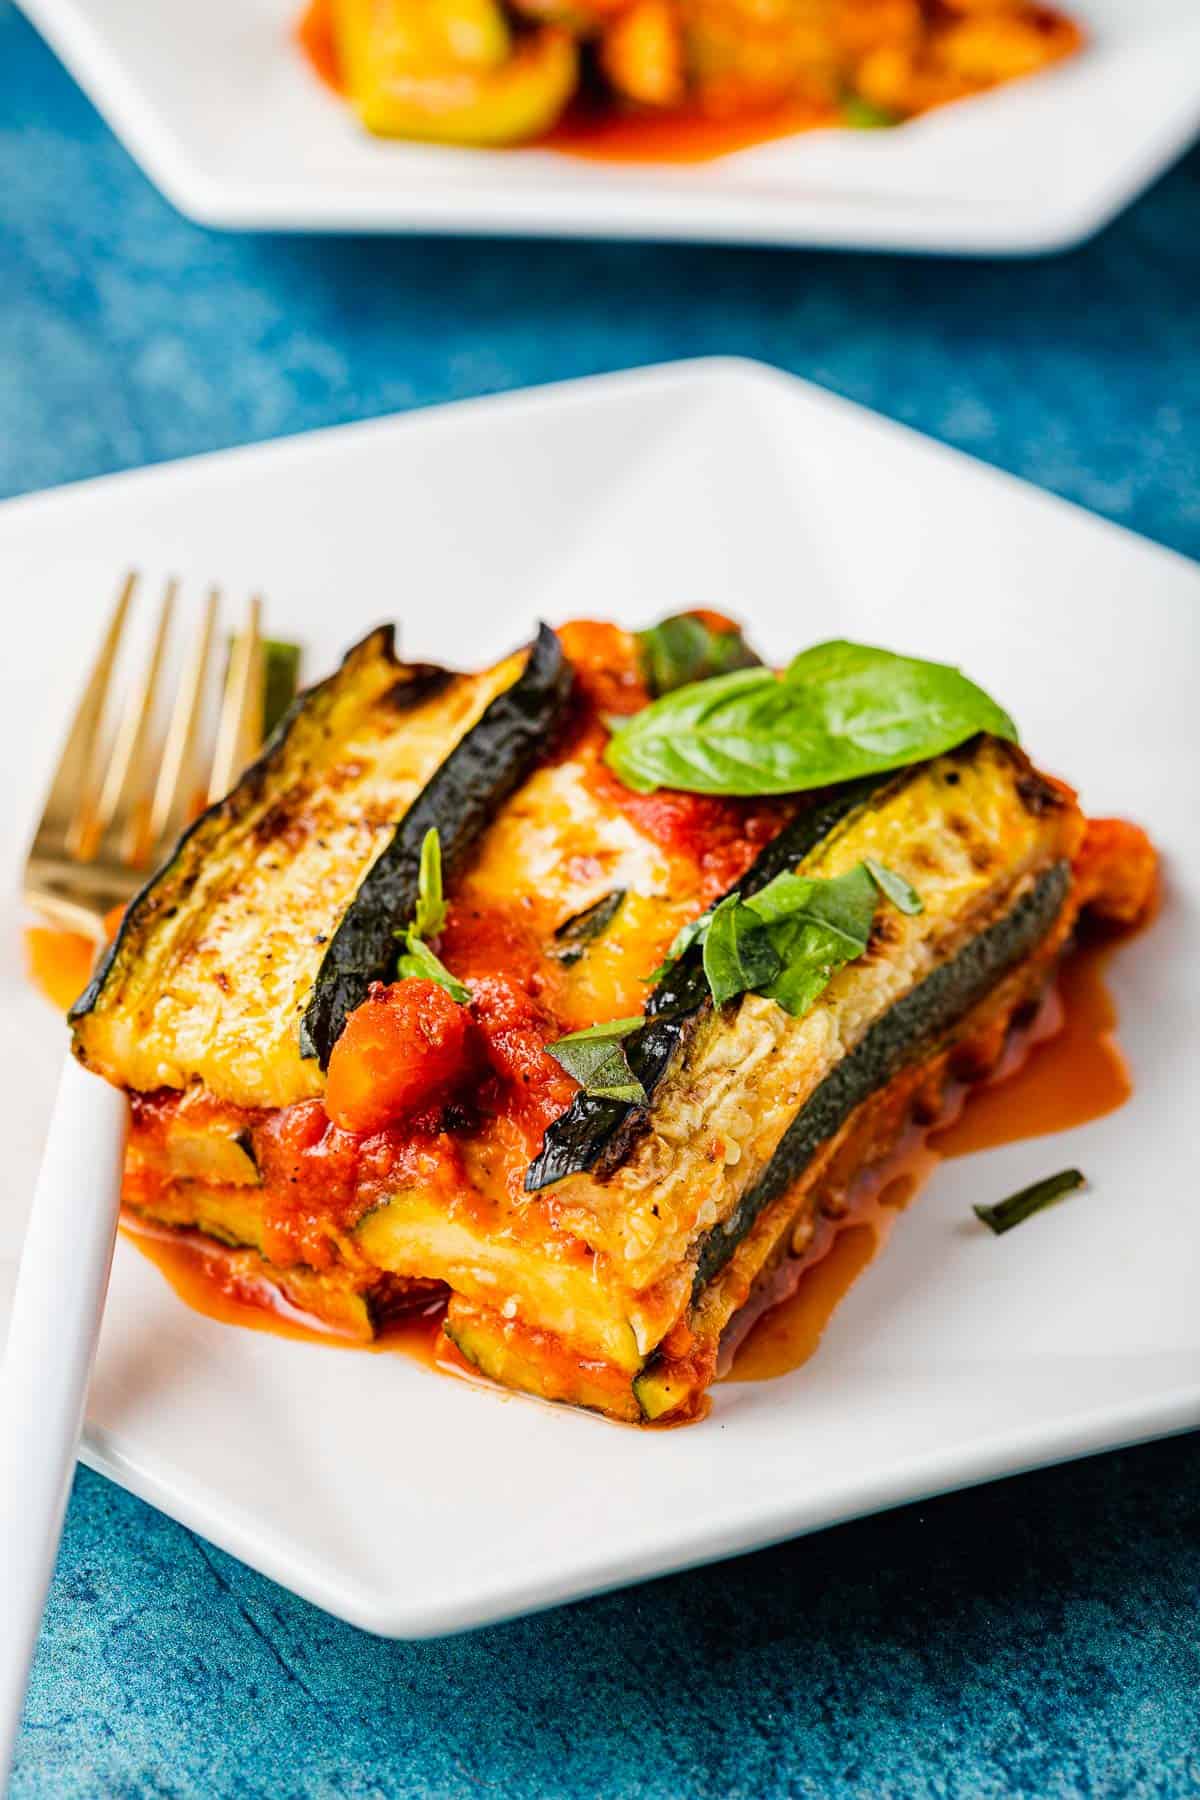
[0,571,270,1786]
[24,570,265,939]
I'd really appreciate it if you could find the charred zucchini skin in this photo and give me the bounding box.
[691,857,1071,1296]
[300,623,572,1065]
[524,773,888,1192]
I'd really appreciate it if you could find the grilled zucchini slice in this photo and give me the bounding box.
[302,622,570,1062]
[72,624,570,1107]
[534,738,1082,1305]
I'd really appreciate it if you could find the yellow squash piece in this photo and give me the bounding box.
[334,0,577,144]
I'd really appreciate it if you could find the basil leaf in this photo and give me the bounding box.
[750,863,878,1017]
[973,1169,1087,1236]
[412,827,448,941]
[390,830,470,1001]
[396,934,471,1005]
[782,639,1017,766]
[759,921,852,1017]
[553,889,626,966]
[547,1017,647,1103]
[702,895,782,1008]
[864,857,923,916]
[746,862,878,950]
[604,638,1016,796]
[637,613,760,698]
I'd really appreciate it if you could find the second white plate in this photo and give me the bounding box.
[17,0,1200,251]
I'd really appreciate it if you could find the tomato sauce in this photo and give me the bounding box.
[125,1212,452,1361]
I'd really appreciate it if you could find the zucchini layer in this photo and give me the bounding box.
[541,738,1081,1301]
[691,857,1069,1296]
[71,627,555,1107]
[353,1189,642,1369]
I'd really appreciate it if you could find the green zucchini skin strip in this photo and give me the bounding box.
[524,773,889,1193]
[301,622,572,1066]
[689,857,1071,1298]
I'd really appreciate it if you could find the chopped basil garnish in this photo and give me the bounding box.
[411,825,448,940]
[547,1017,647,1103]
[394,828,469,1003]
[651,859,917,1019]
[553,889,626,966]
[864,857,924,916]
[973,1169,1087,1236]
[395,935,471,1004]
[605,639,1016,796]
[702,894,783,1008]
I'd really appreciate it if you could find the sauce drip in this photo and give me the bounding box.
[723,1144,938,1384]
[931,937,1130,1158]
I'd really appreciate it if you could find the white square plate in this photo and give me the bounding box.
[1,360,1197,1636]
[17,0,1200,251]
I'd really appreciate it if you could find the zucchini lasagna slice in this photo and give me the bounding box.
[71,615,1155,1418]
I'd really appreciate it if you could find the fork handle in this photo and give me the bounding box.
[0,1060,126,1788]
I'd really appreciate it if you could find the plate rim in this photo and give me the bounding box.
[79,1375,1200,1638]
[3,356,1197,585]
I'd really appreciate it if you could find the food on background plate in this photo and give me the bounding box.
[69,612,1156,1425]
[298,0,1084,154]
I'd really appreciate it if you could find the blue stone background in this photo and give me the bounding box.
[3,2,1199,1791]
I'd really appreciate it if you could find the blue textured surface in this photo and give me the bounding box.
[3,3,1199,1794]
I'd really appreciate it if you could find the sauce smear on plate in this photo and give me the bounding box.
[125,1217,452,1363]
[724,935,1134,1384]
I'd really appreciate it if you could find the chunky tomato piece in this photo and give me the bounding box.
[557,618,649,717]
[325,979,475,1135]
[1074,818,1158,928]
[469,974,577,1136]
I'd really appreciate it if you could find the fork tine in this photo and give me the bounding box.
[148,588,218,851]
[207,596,264,804]
[92,578,177,864]
[44,571,137,860]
